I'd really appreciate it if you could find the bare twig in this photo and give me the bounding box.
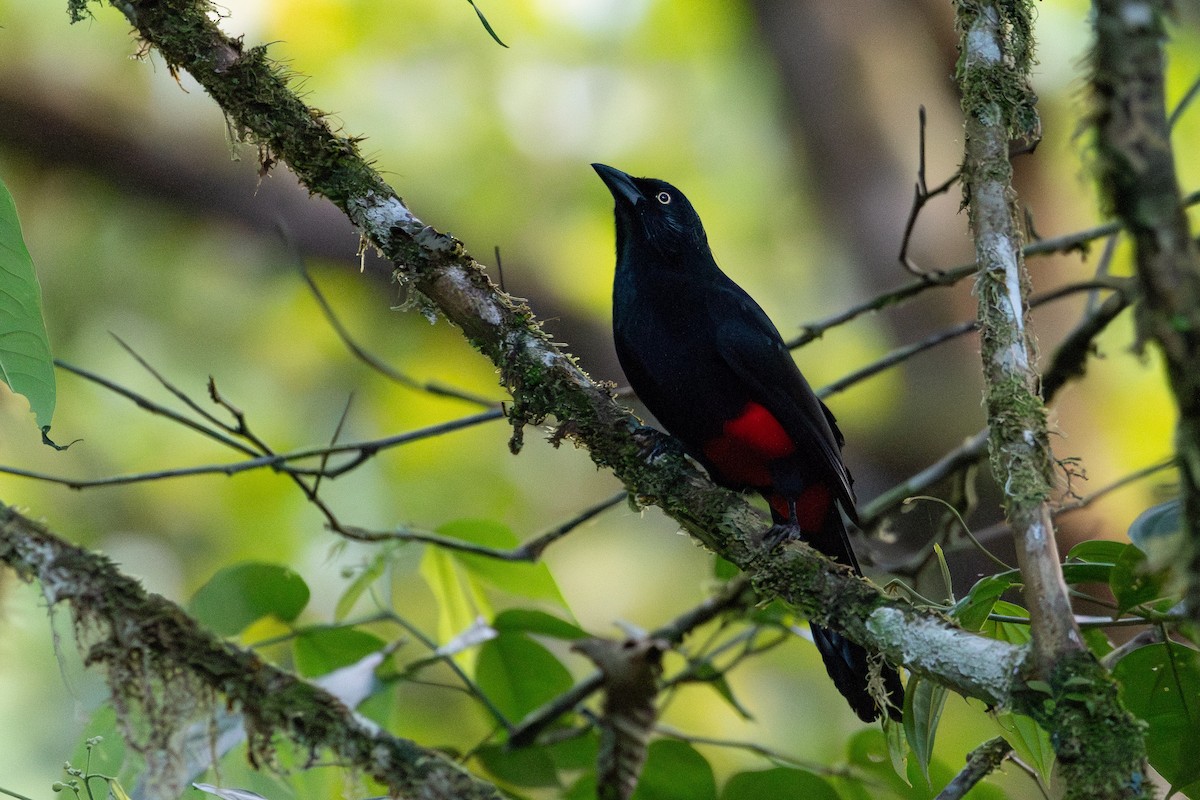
[341,490,627,559]
[899,105,962,277]
[299,265,499,408]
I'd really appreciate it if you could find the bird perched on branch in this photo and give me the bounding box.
[593,163,903,722]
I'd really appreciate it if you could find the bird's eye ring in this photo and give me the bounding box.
[656,191,671,205]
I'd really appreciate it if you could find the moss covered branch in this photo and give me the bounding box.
[1091,0,1200,623]
[0,502,504,800]
[955,2,1150,798]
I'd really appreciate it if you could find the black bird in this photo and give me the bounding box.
[593,163,903,722]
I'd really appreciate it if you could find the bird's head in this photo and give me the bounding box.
[592,163,711,264]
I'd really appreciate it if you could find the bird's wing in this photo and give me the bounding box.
[711,284,857,514]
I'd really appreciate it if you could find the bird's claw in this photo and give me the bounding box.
[761,523,801,551]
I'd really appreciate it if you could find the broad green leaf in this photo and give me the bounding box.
[979,600,1031,645]
[713,554,740,580]
[189,562,309,636]
[1114,641,1200,794]
[476,632,573,721]
[904,675,948,783]
[993,711,1054,784]
[493,608,587,639]
[1110,544,1167,614]
[475,743,560,788]
[632,740,716,800]
[545,729,599,771]
[293,626,386,677]
[438,519,567,605]
[720,767,839,800]
[0,179,55,429]
[420,544,492,667]
[1066,540,1128,564]
[951,571,1019,631]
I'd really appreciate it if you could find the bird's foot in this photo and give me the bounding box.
[761,522,801,551]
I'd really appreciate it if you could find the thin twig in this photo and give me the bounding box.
[899,105,962,277]
[341,490,627,559]
[299,266,499,408]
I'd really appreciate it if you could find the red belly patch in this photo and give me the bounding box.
[702,401,796,487]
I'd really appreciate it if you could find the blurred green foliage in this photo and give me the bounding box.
[1,1,1199,798]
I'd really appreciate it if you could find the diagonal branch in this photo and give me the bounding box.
[0,502,504,800]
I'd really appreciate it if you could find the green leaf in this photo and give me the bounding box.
[1067,539,1128,564]
[1127,498,1183,551]
[979,600,1031,644]
[1110,544,1167,614]
[720,767,839,800]
[420,543,492,666]
[632,740,716,800]
[189,562,310,636]
[1114,641,1200,794]
[293,626,386,677]
[993,712,1054,784]
[475,743,560,788]
[334,545,392,621]
[493,608,587,639]
[904,675,948,783]
[476,632,573,721]
[951,571,1019,631]
[438,519,567,605]
[0,178,55,429]
[467,0,508,48]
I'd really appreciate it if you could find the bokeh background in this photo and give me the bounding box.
[1,1,1197,797]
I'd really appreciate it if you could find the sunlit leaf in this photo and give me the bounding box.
[438,519,567,605]
[904,675,948,783]
[632,740,716,800]
[720,767,839,800]
[476,632,573,721]
[189,562,310,636]
[1114,641,1200,794]
[420,545,492,667]
[0,178,55,430]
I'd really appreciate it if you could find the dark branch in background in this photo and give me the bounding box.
[0,505,505,800]
[1092,0,1200,623]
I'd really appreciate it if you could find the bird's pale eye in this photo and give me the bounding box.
[656,191,671,205]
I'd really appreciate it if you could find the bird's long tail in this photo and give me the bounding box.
[771,501,904,722]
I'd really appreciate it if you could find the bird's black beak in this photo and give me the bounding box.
[592,163,644,208]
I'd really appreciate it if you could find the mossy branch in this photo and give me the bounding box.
[0,502,504,800]
[955,1,1150,798]
[1091,0,1200,624]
